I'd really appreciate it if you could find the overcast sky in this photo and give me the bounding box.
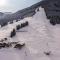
[0,0,41,12]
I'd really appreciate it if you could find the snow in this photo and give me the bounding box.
[0,7,60,60]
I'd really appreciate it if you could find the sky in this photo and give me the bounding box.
[0,0,41,13]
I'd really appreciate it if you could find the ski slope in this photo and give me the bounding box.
[0,7,60,60]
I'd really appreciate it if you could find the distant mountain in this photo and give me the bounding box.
[4,12,12,14]
[0,12,4,16]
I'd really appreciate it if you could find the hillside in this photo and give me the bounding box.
[0,7,60,60]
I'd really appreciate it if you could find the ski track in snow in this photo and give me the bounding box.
[0,7,60,60]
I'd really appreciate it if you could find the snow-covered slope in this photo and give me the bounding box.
[0,7,60,60]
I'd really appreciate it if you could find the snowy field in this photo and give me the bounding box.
[0,7,60,60]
